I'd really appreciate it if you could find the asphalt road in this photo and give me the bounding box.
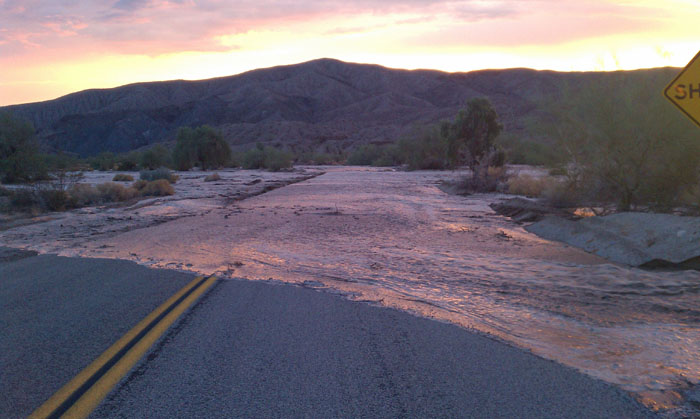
[95,279,652,418]
[0,248,195,418]
[1,249,653,418]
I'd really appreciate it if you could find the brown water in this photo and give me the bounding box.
[3,167,699,413]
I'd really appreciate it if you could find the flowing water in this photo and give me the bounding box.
[4,167,699,414]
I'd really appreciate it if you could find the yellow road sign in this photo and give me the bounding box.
[664,50,700,128]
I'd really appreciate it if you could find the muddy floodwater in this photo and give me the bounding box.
[2,166,699,415]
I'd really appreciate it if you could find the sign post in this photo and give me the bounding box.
[663,51,700,128]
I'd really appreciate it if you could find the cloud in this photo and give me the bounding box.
[0,0,681,58]
[0,0,527,56]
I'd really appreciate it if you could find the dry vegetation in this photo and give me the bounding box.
[204,173,221,182]
[0,179,175,215]
[112,173,134,182]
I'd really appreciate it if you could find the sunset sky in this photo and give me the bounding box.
[1,0,697,106]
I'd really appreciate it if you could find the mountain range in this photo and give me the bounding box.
[1,58,678,156]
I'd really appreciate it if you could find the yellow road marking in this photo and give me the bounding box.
[30,275,218,419]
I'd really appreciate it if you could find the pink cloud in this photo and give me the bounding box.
[0,0,679,59]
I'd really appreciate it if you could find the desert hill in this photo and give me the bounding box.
[1,58,679,156]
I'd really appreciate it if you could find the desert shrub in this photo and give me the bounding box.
[346,145,383,166]
[371,145,402,167]
[132,180,147,191]
[115,151,140,171]
[139,179,174,196]
[69,184,102,206]
[38,189,70,211]
[679,184,700,213]
[8,189,39,211]
[228,151,244,168]
[112,174,134,182]
[140,144,171,170]
[507,174,559,198]
[241,145,293,171]
[204,173,221,182]
[460,166,510,194]
[498,135,560,167]
[397,127,449,170]
[139,168,178,183]
[97,182,138,202]
[241,146,266,169]
[542,181,584,208]
[263,148,293,171]
[89,152,117,171]
[301,152,343,165]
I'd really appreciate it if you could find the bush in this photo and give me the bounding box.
[4,187,70,213]
[139,144,171,170]
[540,73,700,211]
[9,189,40,211]
[39,189,70,211]
[139,179,175,196]
[132,179,148,191]
[139,168,178,183]
[298,152,343,165]
[115,151,140,171]
[69,184,102,207]
[263,148,294,171]
[507,174,559,198]
[204,173,221,182]
[97,182,138,202]
[397,127,449,170]
[241,146,266,169]
[241,145,293,171]
[460,166,510,194]
[89,152,117,171]
[542,181,584,208]
[112,174,134,182]
[346,145,384,166]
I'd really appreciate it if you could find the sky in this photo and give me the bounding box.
[0,0,698,106]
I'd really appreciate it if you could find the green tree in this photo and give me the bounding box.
[172,127,199,171]
[89,152,117,171]
[543,73,700,211]
[196,126,232,170]
[140,144,171,169]
[172,125,231,170]
[444,98,503,179]
[0,113,46,183]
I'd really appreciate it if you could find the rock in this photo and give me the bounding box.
[490,197,574,224]
[525,212,700,268]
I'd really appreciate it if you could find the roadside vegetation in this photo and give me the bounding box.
[506,73,700,213]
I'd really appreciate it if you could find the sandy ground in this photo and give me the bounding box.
[2,166,699,416]
[0,168,322,255]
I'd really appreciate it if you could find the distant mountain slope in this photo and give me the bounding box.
[1,58,679,156]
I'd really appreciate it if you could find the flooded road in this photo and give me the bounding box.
[3,167,699,414]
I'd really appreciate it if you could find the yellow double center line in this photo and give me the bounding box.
[30,275,219,419]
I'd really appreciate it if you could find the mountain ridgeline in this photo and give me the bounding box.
[1,58,681,156]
